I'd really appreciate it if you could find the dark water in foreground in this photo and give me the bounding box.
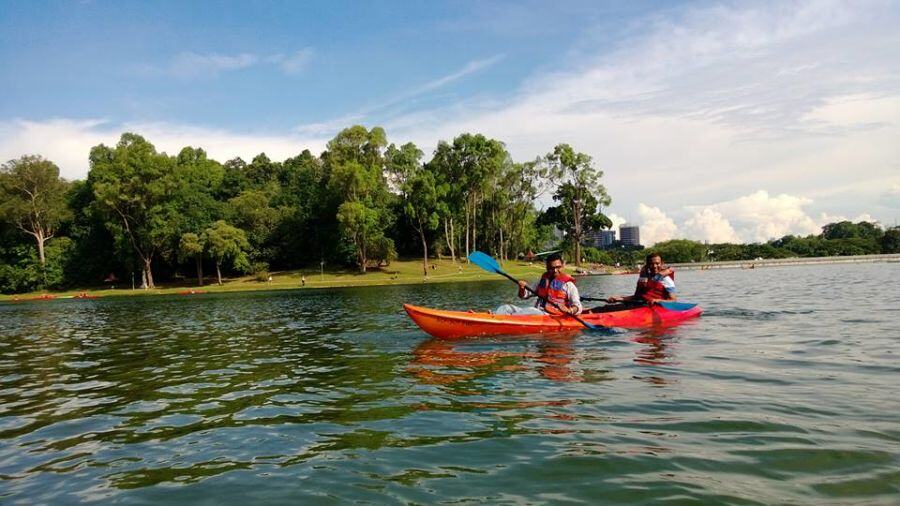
[1,263,899,504]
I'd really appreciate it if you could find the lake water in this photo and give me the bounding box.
[1,263,898,504]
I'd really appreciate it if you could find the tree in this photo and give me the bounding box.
[89,133,177,289]
[388,142,444,276]
[227,189,280,260]
[542,144,611,266]
[202,221,250,285]
[325,126,395,272]
[0,155,71,283]
[882,226,900,253]
[652,239,707,263]
[63,179,123,286]
[179,233,205,286]
[822,220,883,241]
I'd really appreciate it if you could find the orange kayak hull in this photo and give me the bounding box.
[404,302,702,339]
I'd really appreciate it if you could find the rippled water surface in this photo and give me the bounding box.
[1,263,899,504]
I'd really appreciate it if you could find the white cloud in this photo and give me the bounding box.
[167,52,258,78]
[607,213,627,233]
[268,48,315,75]
[0,119,112,180]
[663,192,883,244]
[708,190,821,242]
[682,208,741,243]
[412,55,505,95]
[138,49,315,79]
[637,203,678,246]
[0,118,327,180]
[802,93,900,127]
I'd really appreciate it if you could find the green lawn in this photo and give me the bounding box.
[0,258,554,301]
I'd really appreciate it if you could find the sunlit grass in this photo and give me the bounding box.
[0,257,553,301]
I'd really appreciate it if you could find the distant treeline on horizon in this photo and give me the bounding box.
[1,125,898,294]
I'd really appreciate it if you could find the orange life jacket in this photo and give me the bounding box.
[535,272,576,314]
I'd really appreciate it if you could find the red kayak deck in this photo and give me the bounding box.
[404,302,702,339]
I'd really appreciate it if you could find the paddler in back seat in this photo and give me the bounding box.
[494,253,583,315]
[605,252,676,307]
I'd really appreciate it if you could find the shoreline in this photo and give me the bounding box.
[0,258,548,303]
[666,253,900,271]
[2,254,898,303]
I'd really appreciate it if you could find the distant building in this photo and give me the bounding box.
[599,230,616,249]
[584,229,617,249]
[619,224,640,247]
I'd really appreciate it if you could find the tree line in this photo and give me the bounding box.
[581,220,899,268]
[2,125,897,294]
[0,126,611,292]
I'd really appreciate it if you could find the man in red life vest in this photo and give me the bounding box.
[607,252,676,305]
[494,253,583,315]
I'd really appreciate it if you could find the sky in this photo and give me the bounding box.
[1,0,898,245]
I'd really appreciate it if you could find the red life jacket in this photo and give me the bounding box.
[536,272,576,314]
[634,274,674,302]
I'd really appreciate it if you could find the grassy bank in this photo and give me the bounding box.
[0,258,560,302]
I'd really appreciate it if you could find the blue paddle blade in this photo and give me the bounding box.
[468,251,501,273]
[656,301,696,311]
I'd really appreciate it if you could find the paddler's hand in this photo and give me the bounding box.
[517,280,528,297]
[606,296,620,303]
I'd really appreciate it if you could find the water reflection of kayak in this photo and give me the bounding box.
[404,302,702,340]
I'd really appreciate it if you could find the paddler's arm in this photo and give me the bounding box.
[564,281,583,315]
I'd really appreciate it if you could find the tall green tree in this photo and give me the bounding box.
[325,126,394,272]
[542,144,611,265]
[428,133,509,261]
[89,133,175,288]
[387,142,443,276]
[0,155,71,282]
[271,150,325,268]
[203,220,250,285]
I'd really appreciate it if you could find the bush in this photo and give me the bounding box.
[251,262,270,282]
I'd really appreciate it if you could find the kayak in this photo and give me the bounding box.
[404,301,702,339]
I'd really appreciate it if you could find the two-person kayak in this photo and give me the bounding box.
[404,301,702,339]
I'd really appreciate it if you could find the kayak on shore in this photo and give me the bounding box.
[404,301,702,339]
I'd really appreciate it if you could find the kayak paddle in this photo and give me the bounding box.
[467,251,601,330]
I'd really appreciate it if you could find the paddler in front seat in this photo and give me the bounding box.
[606,252,676,307]
[494,253,583,315]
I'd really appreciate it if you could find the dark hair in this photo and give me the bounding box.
[645,252,662,264]
[545,252,564,265]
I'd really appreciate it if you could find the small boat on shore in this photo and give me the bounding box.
[404,302,702,339]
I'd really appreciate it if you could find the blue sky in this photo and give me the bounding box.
[1,0,898,244]
[2,1,667,128]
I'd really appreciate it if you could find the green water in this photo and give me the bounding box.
[1,263,898,504]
